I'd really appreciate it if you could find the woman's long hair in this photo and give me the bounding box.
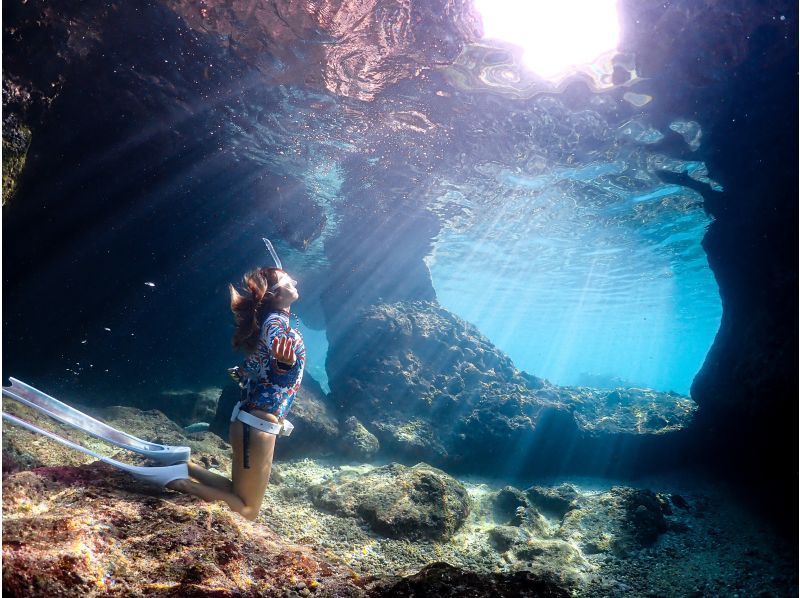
[229,267,283,353]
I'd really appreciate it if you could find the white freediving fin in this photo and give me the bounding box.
[2,377,190,465]
[2,412,190,487]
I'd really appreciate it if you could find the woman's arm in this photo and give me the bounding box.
[265,319,304,387]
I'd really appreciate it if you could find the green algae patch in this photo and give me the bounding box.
[2,116,32,206]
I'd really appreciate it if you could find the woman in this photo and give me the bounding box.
[168,267,305,520]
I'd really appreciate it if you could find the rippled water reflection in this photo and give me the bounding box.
[212,19,721,395]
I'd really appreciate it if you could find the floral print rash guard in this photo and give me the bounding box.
[240,311,306,419]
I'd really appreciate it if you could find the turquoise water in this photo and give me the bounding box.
[238,96,722,398]
[428,167,721,395]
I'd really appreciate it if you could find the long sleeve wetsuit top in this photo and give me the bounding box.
[241,310,306,419]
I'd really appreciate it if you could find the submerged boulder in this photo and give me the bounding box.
[366,561,571,597]
[558,486,671,556]
[209,373,340,458]
[338,416,380,461]
[491,486,529,526]
[327,300,697,477]
[280,374,341,458]
[525,484,582,520]
[2,400,232,475]
[142,387,221,428]
[308,462,470,540]
[1,462,363,597]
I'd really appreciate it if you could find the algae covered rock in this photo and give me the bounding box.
[525,483,582,519]
[514,537,588,579]
[309,462,470,540]
[491,485,529,525]
[558,486,671,556]
[367,561,571,597]
[2,112,32,206]
[2,462,361,597]
[2,400,233,476]
[488,525,528,552]
[339,416,380,461]
[485,523,590,585]
[152,387,221,427]
[569,387,697,435]
[327,300,696,477]
[210,373,340,458]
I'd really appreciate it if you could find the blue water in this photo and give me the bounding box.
[427,163,721,395]
[235,93,722,398]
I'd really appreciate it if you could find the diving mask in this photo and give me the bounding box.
[268,272,298,292]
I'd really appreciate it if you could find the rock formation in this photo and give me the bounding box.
[327,300,696,476]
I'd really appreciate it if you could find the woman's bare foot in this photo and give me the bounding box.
[166,478,192,492]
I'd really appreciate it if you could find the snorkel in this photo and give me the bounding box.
[262,238,282,270]
[263,238,297,293]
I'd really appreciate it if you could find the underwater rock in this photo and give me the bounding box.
[506,536,595,590]
[210,374,340,459]
[568,387,697,435]
[525,484,582,519]
[484,520,589,585]
[491,486,529,525]
[326,300,551,467]
[280,374,341,459]
[2,400,233,477]
[327,300,696,477]
[148,387,221,428]
[2,4,78,208]
[620,488,671,545]
[2,463,363,597]
[488,525,529,552]
[558,486,671,556]
[2,111,32,206]
[308,462,470,541]
[2,400,99,471]
[366,561,571,597]
[338,416,380,461]
[209,385,241,440]
[670,493,690,510]
[370,416,449,461]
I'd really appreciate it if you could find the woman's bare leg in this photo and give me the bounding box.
[167,478,247,514]
[187,462,233,492]
[230,410,278,520]
[167,412,278,521]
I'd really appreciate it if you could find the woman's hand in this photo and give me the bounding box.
[271,336,297,367]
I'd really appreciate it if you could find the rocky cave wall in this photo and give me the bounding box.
[2,0,797,509]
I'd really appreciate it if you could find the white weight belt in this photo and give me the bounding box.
[230,401,293,436]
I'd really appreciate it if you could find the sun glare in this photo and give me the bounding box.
[474,0,620,79]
